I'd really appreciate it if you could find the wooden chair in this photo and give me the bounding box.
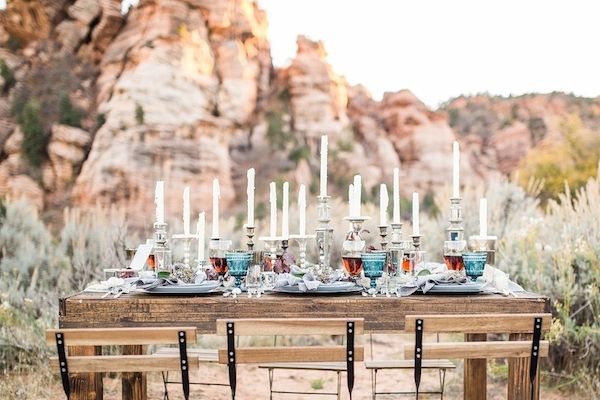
[217,318,365,400]
[403,314,552,400]
[46,327,199,400]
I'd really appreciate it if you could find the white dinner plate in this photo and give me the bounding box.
[142,281,222,295]
[273,283,362,295]
[421,282,485,294]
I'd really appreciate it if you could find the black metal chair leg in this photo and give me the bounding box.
[55,332,71,400]
[226,321,237,399]
[346,321,355,399]
[414,319,424,399]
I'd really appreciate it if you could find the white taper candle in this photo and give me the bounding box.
[319,135,328,197]
[155,181,164,224]
[412,192,420,236]
[197,211,205,261]
[480,198,488,237]
[247,168,255,227]
[379,183,388,226]
[269,182,277,237]
[452,141,460,198]
[393,167,400,224]
[212,178,220,238]
[353,175,362,217]
[183,186,190,235]
[282,182,289,239]
[299,184,306,236]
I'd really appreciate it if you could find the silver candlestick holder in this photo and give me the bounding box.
[379,225,389,250]
[290,234,316,268]
[315,196,334,270]
[245,225,256,251]
[344,216,371,238]
[172,233,198,267]
[153,221,172,276]
[447,197,464,241]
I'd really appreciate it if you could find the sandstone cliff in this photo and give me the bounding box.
[0,0,598,227]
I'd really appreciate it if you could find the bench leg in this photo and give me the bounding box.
[268,368,274,400]
[440,369,447,400]
[162,371,169,400]
[337,371,342,400]
[69,346,103,400]
[464,333,487,400]
[508,333,539,400]
[122,345,147,400]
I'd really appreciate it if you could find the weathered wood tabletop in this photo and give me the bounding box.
[59,291,550,400]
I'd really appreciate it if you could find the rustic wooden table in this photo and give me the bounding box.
[59,291,550,400]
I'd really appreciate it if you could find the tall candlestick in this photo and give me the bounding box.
[269,181,277,237]
[353,175,362,217]
[480,198,488,237]
[393,167,400,224]
[247,168,255,227]
[379,183,389,226]
[282,182,289,239]
[197,211,205,261]
[319,135,328,197]
[212,178,220,238]
[412,192,420,236]
[452,141,460,198]
[348,184,354,230]
[155,181,164,224]
[183,186,190,235]
[299,184,306,236]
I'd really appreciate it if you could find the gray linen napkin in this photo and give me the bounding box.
[399,272,468,296]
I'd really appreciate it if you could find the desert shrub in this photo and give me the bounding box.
[6,36,22,52]
[0,59,15,93]
[96,113,106,130]
[135,103,144,125]
[59,206,128,291]
[0,200,69,373]
[518,114,600,203]
[58,92,83,128]
[288,145,311,164]
[266,110,292,150]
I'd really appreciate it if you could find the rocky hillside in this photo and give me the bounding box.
[0,0,599,226]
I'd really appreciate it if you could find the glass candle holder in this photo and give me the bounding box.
[209,239,232,277]
[443,240,466,271]
[463,251,487,281]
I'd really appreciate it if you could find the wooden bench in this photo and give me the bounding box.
[403,314,552,400]
[217,318,365,399]
[46,327,198,400]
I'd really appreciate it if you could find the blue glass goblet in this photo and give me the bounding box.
[225,252,252,288]
[462,252,487,281]
[361,252,387,289]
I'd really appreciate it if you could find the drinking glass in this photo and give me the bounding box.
[245,264,262,296]
[209,239,232,277]
[342,240,366,277]
[462,252,487,281]
[406,250,426,275]
[361,252,387,288]
[225,251,252,288]
[443,240,466,271]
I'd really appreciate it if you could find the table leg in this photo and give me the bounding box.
[508,333,539,400]
[122,345,147,400]
[69,346,103,400]
[464,333,487,400]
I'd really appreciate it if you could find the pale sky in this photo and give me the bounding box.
[4,0,600,107]
[259,0,600,107]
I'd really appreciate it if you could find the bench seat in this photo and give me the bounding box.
[365,359,455,370]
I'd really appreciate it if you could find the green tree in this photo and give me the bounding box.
[135,104,145,125]
[0,59,16,93]
[19,99,47,167]
[58,92,83,128]
[518,114,600,203]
